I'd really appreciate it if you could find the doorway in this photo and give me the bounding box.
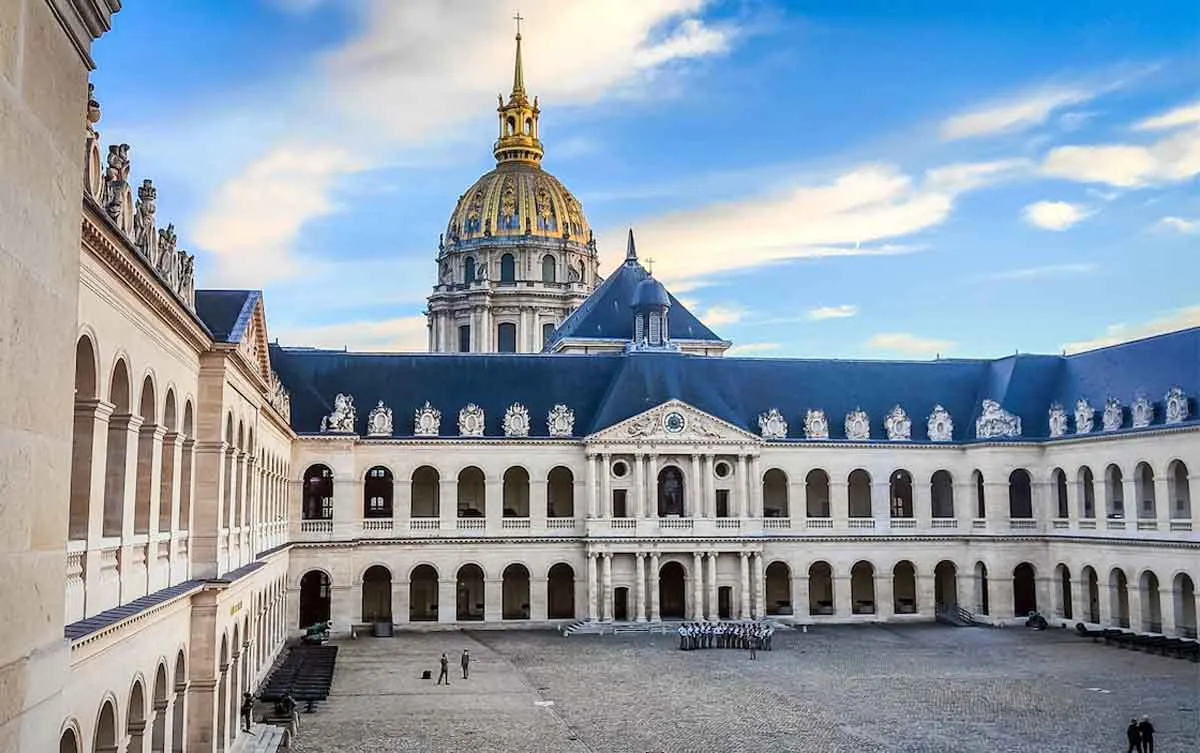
[614,587,629,621]
[718,586,732,619]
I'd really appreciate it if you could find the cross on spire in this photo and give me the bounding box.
[645,257,656,275]
[513,10,524,36]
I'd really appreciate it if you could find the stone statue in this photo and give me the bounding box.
[322,393,356,433]
[177,252,195,309]
[975,399,1020,439]
[1165,387,1189,424]
[1102,398,1123,432]
[366,401,393,437]
[503,403,530,437]
[103,143,131,229]
[267,372,291,422]
[459,403,485,437]
[132,179,157,261]
[414,402,441,436]
[758,409,787,439]
[844,409,870,441]
[884,405,911,441]
[803,409,828,440]
[927,405,953,441]
[1074,399,1094,434]
[547,404,574,437]
[1048,403,1068,438]
[1131,395,1153,429]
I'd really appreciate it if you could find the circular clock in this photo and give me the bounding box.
[664,411,686,434]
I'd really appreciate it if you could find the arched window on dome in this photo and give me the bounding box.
[524,118,533,135]
[497,323,517,353]
[500,253,516,283]
[541,254,556,283]
[463,257,475,284]
[506,116,516,136]
[649,312,662,345]
[542,322,555,347]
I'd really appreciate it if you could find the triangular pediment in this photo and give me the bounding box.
[586,400,758,445]
[236,297,272,383]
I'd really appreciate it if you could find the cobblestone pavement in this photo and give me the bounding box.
[290,624,1199,753]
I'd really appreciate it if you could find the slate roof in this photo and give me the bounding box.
[64,579,204,641]
[195,290,261,344]
[268,326,1200,442]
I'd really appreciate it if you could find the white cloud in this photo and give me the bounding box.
[698,305,746,327]
[274,315,428,352]
[727,342,780,356]
[806,305,858,321]
[1062,306,1200,353]
[1152,216,1199,235]
[864,333,954,358]
[1021,200,1091,231]
[1041,125,1200,188]
[982,263,1096,281]
[923,159,1030,192]
[1134,100,1200,131]
[940,87,1096,141]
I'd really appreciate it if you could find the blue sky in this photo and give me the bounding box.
[92,0,1200,357]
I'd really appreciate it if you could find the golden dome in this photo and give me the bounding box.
[445,162,591,244]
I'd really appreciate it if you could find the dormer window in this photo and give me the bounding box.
[649,311,662,345]
[635,314,645,343]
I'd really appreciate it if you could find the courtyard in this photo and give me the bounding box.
[288,624,1198,752]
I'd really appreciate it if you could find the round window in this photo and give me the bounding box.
[611,461,628,478]
[714,461,732,478]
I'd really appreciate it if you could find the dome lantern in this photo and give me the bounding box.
[494,19,544,167]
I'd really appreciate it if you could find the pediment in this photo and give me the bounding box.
[586,400,758,445]
[236,297,272,383]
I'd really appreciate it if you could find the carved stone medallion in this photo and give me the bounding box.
[366,401,393,437]
[547,404,575,437]
[1131,395,1153,429]
[758,409,787,440]
[414,402,441,437]
[927,405,953,442]
[884,405,910,441]
[1102,398,1123,432]
[844,409,870,441]
[503,403,530,437]
[975,399,1020,439]
[1165,387,1189,424]
[459,403,485,437]
[803,409,828,440]
[1048,403,1068,438]
[1074,399,1094,435]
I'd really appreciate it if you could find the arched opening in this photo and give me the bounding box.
[463,256,475,283]
[302,464,333,520]
[69,336,99,541]
[808,561,834,615]
[973,470,986,519]
[133,375,157,535]
[408,565,438,622]
[1105,464,1125,518]
[1135,462,1156,520]
[850,561,875,614]
[502,564,531,619]
[889,470,914,518]
[1110,568,1130,627]
[541,254,556,283]
[542,322,555,347]
[102,359,132,537]
[1056,564,1073,619]
[804,469,830,518]
[456,564,485,621]
[499,253,516,283]
[1077,466,1096,518]
[613,586,629,621]
[497,322,517,353]
[658,561,687,619]
[505,116,515,136]
[228,625,240,748]
[1008,469,1033,519]
[763,468,789,518]
[95,701,117,753]
[502,466,530,517]
[60,727,79,753]
[179,402,193,531]
[159,389,177,533]
[172,651,187,752]
[458,324,471,352]
[127,680,146,753]
[524,117,533,135]
[931,470,954,518]
[893,561,917,614]
[1013,562,1037,616]
[151,664,169,753]
[298,571,331,627]
[764,561,791,615]
[1083,566,1100,623]
[1169,460,1192,520]
[934,560,958,609]
[847,469,872,518]
[362,565,392,623]
[974,562,990,615]
[547,466,574,517]
[657,465,684,517]
[410,466,440,518]
[1139,571,1162,633]
[1174,573,1197,638]
[216,636,228,750]
[363,466,393,518]
[457,467,485,517]
[1053,468,1069,518]
[547,563,575,619]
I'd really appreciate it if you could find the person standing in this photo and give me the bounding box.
[461,649,471,680]
[1125,718,1142,753]
[1137,715,1154,753]
[437,653,450,685]
[240,692,255,733]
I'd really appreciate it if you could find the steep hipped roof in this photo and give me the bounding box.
[195,290,261,343]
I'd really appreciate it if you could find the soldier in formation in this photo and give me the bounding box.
[676,622,774,653]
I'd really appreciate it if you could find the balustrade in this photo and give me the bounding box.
[806,518,833,529]
[300,519,332,534]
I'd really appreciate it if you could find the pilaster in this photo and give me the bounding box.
[634,552,647,622]
[649,552,661,622]
[691,551,704,620]
[739,553,751,619]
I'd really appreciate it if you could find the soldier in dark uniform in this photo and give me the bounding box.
[437,652,450,685]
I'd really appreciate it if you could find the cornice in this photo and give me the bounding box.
[44,0,122,69]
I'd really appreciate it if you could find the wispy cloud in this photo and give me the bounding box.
[727,342,780,356]
[1062,305,1200,353]
[864,332,954,358]
[1152,216,1199,235]
[274,315,428,352]
[981,263,1096,281]
[940,87,1097,141]
[698,305,746,327]
[1021,200,1092,231]
[1133,100,1200,131]
[807,305,858,321]
[923,159,1030,192]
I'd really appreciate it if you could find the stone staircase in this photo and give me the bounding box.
[563,619,791,637]
[935,603,984,627]
[230,723,287,753]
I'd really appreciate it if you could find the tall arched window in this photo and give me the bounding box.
[303,464,333,520]
[542,322,555,347]
[463,256,475,283]
[1008,469,1033,519]
[363,466,393,518]
[542,254,556,283]
[497,323,517,353]
[657,466,684,517]
[500,253,516,283]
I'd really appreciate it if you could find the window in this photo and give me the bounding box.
[542,254,556,283]
[716,489,730,518]
[497,323,517,353]
[634,314,645,343]
[714,461,731,478]
[458,325,471,353]
[500,253,516,283]
[649,311,662,345]
[542,322,555,347]
[463,256,475,283]
[612,489,628,518]
[611,461,628,478]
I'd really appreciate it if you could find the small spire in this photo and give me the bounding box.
[512,12,526,97]
[625,229,637,262]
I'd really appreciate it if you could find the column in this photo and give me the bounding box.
[632,453,643,518]
[749,455,763,519]
[437,578,456,623]
[600,453,611,518]
[833,574,852,618]
[646,454,659,517]
[634,552,647,622]
[601,553,613,621]
[649,552,661,621]
[872,481,891,530]
[875,574,894,619]
[1097,575,1113,626]
[1127,585,1142,631]
[392,580,407,625]
[1122,476,1137,521]
[985,480,1008,529]
[1071,574,1089,623]
[831,481,850,529]
[484,578,502,622]
[1154,475,1171,529]
[531,573,549,621]
[754,553,766,619]
[917,574,937,617]
[1063,474,1079,527]
[912,474,930,528]
[692,551,704,620]
[439,476,457,531]
[739,553,751,619]
[584,453,597,518]
[1158,587,1175,636]
[992,573,1015,619]
[734,455,748,517]
[586,552,599,620]
[689,454,701,518]
[706,552,718,620]
[330,584,356,636]
[531,477,547,532]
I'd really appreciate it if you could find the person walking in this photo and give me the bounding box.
[748,634,757,660]
[1125,718,1142,753]
[1137,715,1155,753]
[437,652,450,685]
[240,692,255,733]
[461,649,471,680]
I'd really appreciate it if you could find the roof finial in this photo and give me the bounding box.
[626,228,637,262]
[512,11,526,96]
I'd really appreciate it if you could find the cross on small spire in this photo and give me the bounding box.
[645,257,656,275]
[513,10,524,36]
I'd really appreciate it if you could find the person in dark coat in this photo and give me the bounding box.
[1137,715,1154,753]
[437,653,450,685]
[1125,718,1142,753]
[240,692,255,732]
[461,649,471,680]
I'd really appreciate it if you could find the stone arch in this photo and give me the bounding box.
[808,561,834,615]
[1077,465,1096,518]
[75,334,99,399]
[931,470,954,518]
[934,560,958,608]
[1082,565,1101,623]
[361,565,392,623]
[216,634,228,750]
[850,560,876,614]
[503,466,530,518]
[1139,570,1162,632]
[298,570,332,627]
[497,321,517,352]
[457,466,485,517]
[127,678,147,753]
[541,253,556,283]
[972,470,986,519]
[1013,562,1037,616]
[151,662,169,753]
[657,465,685,517]
[658,560,687,619]
[132,373,160,535]
[1109,567,1130,627]
[500,253,516,283]
[547,466,574,517]
[762,468,789,518]
[1105,464,1125,518]
[409,564,439,622]
[889,470,914,518]
[1008,469,1033,519]
[804,468,830,517]
[847,469,872,518]
[302,464,333,520]
[973,561,990,615]
[94,699,118,753]
[893,560,917,614]
[1052,468,1069,519]
[1174,573,1197,638]
[1135,462,1156,520]
[547,562,575,619]
[463,256,475,283]
[410,465,440,518]
[456,563,485,621]
[1055,563,1073,620]
[363,465,393,518]
[502,563,531,619]
[764,560,791,615]
[102,358,132,537]
[69,335,100,540]
[59,724,81,753]
[157,389,179,533]
[1168,459,1192,520]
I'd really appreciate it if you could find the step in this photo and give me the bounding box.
[230,723,286,753]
